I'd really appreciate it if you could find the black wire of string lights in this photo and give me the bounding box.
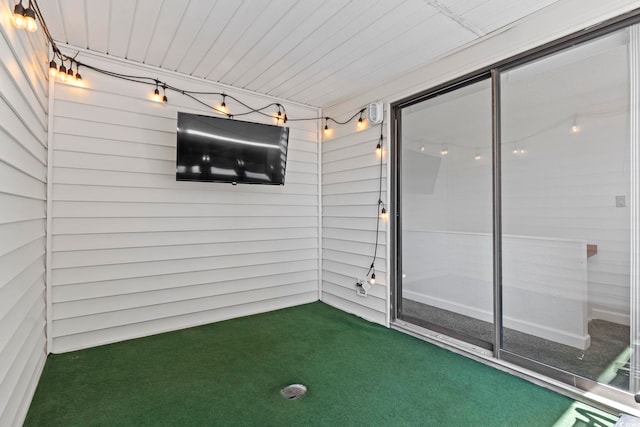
[30,0,371,128]
[27,0,388,289]
[365,119,386,286]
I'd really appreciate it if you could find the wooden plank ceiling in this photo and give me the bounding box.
[38,0,561,107]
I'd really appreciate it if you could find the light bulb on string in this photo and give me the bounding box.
[357,111,365,130]
[152,81,161,102]
[323,118,330,135]
[162,85,168,104]
[219,94,228,115]
[13,1,25,29]
[24,2,37,32]
[375,135,383,157]
[49,59,57,77]
[571,118,580,134]
[380,206,388,221]
[440,147,448,156]
[57,61,67,82]
[369,272,376,285]
[66,61,74,81]
[75,65,82,83]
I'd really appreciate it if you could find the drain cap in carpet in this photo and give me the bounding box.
[280,384,307,400]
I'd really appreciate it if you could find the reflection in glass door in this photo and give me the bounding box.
[500,28,633,395]
[393,19,640,409]
[397,78,494,349]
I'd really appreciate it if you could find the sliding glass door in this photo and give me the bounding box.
[500,28,632,394]
[393,19,640,407]
[396,78,494,349]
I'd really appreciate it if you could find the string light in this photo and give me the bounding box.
[152,81,161,102]
[13,1,26,29]
[357,111,365,130]
[571,118,580,133]
[440,147,448,156]
[57,60,67,81]
[23,2,37,32]
[29,0,377,136]
[49,58,57,77]
[364,119,386,289]
[380,206,388,220]
[219,94,228,115]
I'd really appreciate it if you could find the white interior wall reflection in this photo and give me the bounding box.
[401,28,631,350]
[501,29,631,330]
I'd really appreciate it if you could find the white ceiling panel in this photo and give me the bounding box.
[57,0,86,48]
[217,0,326,84]
[206,0,299,80]
[177,2,242,75]
[40,0,566,107]
[107,1,136,57]
[142,0,190,67]
[275,2,442,101]
[125,0,164,63]
[231,0,353,89]
[158,0,217,71]
[193,0,273,78]
[85,1,110,53]
[252,0,397,95]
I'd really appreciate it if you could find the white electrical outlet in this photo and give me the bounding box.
[355,278,370,297]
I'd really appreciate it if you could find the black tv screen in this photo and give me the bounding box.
[176,112,289,185]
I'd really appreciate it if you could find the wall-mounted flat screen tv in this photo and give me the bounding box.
[176,112,289,185]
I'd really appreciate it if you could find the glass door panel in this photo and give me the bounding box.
[500,29,632,393]
[398,79,494,348]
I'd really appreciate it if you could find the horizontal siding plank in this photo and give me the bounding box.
[323,227,386,245]
[53,260,318,302]
[0,239,45,290]
[53,238,318,268]
[0,259,44,323]
[52,228,318,251]
[323,270,386,299]
[323,191,386,206]
[53,167,315,191]
[54,278,318,320]
[53,183,318,204]
[52,201,317,218]
[0,162,46,200]
[52,293,317,354]
[323,165,387,185]
[52,216,317,234]
[52,249,317,286]
[321,293,386,325]
[322,281,386,313]
[53,282,317,337]
[0,193,45,224]
[0,219,45,257]
[0,127,46,180]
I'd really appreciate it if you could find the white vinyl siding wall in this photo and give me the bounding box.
[0,1,48,425]
[321,124,388,325]
[49,52,320,353]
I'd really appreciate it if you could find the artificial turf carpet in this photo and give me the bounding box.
[24,302,619,426]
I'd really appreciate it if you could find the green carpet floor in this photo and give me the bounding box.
[25,302,619,426]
